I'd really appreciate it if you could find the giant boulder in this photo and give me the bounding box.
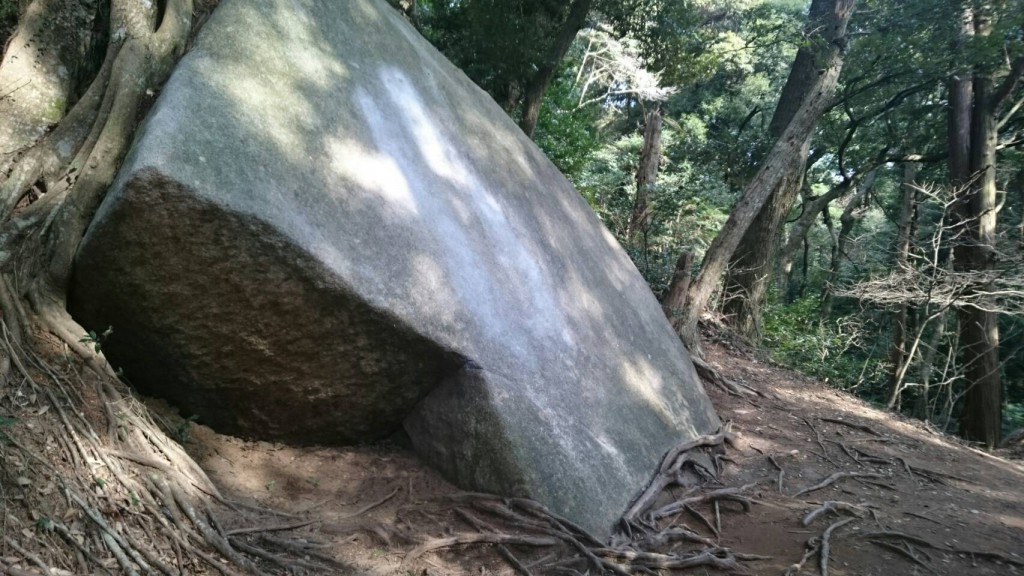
[70,0,720,536]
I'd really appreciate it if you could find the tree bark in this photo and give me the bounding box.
[720,0,854,341]
[886,162,920,409]
[950,4,1002,447]
[0,2,271,573]
[628,106,662,243]
[672,0,857,351]
[662,250,693,323]
[518,0,592,138]
[0,0,100,158]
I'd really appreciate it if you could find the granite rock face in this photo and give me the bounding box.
[70,0,720,536]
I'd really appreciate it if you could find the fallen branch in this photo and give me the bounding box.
[783,539,820,576]
[768,454,785,492]
[226,519,318,537]
[867,539,936,573]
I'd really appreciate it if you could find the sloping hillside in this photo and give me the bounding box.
[150,338,1024,575]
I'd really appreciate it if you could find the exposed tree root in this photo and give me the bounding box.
[818,417,883,437]
[792,471,884,498]
[402,430,769,575]
[691,355,763,397]
[621,423,737,527]
[818,517,853,576]
[801,500,871,526]
[861,531,1024,568]
[0,327,353,575]
[0,2,363,572]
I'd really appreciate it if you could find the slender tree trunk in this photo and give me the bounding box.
[518,0,592,138]
[779,172,869,282]
[628,106,662,243]
[720,0,854,341]
[950,4,1002,447]
[887,163,920,408]
[820,170,874,319]
[0,2,270,573]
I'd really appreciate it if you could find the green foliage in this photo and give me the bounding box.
[0,0,18,46]
[533,64,604,180]
[80,326,113,353]
[1005,403,1024,436]
[413,0,580,107]
[417,0,1024,441]
[174,414,199,445]
[762,296,887,399]
[0,415,15,443]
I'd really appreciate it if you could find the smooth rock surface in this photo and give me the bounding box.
[70,0,720,536]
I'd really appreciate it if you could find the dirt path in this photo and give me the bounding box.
[158,341,1024,575]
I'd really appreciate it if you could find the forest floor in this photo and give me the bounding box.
[146,338,1024,576]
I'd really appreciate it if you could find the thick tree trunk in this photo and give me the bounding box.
[662,250,693,323]
[0,0,101,157]
[675,37,850,351]
[628,106,662,243]
[720,0,854,341]
[0,2,292,573]
[950,5,1002,447]
[887,163,920,408]
[518,0,591,138]
[720,167,802,340]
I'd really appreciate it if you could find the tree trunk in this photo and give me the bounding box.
[675,25,851,352]
[0,0,102,158]
[720,0,854,341]
[887,162,920,408]
[779,172,868,285]
[518,0,592,138]
[0,1,275,573]
[950,4,1002,447]
[820,170,874,319]
[628,106,662,243]
[662,250,693,323]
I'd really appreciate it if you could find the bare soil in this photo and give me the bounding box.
[145,340,1023,575]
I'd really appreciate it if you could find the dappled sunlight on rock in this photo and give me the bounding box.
[71,0,719,537]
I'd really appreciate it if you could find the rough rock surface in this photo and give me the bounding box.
[70,0,720,536]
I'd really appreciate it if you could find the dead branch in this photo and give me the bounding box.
[867,539,936,573]
[784,539,820,576]
[225,519,318,537]
[800,417,839,466]
[768,454,785,492]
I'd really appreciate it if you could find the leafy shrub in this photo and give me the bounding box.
[762,295,887,401]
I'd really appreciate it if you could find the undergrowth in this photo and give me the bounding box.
[762,295,888,402]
